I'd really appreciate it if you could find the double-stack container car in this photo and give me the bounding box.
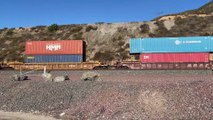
[128,36,213,69]
[9,40,100,70]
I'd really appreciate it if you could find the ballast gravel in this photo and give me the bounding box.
[0,70,212,119]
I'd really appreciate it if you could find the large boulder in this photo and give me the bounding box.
[53,75,69,82]
[11,74,28,81]
[81,71,101,81]
[42,73,53,81]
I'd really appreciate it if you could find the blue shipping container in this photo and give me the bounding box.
[25,54,83,63]
[130,36,213,53]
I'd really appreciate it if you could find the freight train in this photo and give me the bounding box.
[5,36,213,70]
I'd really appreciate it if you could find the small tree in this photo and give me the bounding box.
[48,24,59,32]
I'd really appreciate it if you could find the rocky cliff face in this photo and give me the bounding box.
[0,1,212,62]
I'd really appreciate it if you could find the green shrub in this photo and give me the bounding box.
[48,24,59,32]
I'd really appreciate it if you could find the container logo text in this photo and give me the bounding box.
[175,40,201,45]
[143,56,150,59]
[46,44,61,51]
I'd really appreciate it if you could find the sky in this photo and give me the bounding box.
[0,0,211,29]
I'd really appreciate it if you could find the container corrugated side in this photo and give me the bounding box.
[130,36,213,53]
[25,54,83,63]
[140,53,210,63]
[25,40,83,55]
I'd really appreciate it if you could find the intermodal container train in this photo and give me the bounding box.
[6,36,213,70]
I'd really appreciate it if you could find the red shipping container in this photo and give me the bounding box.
[25,40,83,55]
[140,53,210,63]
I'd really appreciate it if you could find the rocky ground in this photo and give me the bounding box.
[0,70,213,120]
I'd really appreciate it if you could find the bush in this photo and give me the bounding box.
[93,51,114,63]
[70,26,83,33]
[124,43,129,49]
[73,32,83,40]
[30,27,37,31]
[149,33,156,37]
[117,27,127,32]
[117,41,125,46]
[140,24,150,33]
[85,25,98,32]
[36,26,46,30]
[170,16,213,36]
[129,21,139,24]
[48,24,59,32]
[6,30,13,35]
[95,22,105,25]
[154,21,171,37]
[19,27,25,30]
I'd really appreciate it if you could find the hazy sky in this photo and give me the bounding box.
[0,0,211,28]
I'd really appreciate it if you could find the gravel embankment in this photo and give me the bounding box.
[0,70,213,119]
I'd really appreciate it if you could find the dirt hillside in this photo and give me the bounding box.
[0,1,212,62]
